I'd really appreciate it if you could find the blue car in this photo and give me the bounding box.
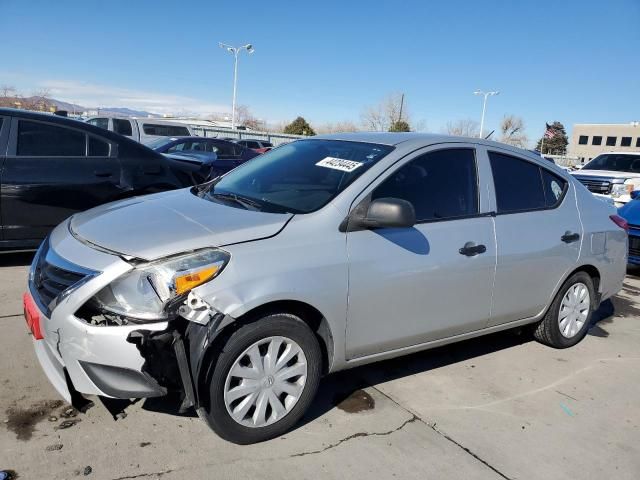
[617,191,639,264]
[148,136,258,161]
[148,136,260,180]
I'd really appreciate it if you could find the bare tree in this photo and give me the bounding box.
[445,119,480,137]
[234,105,265,130]
[361,93,412,131]
[0,85,17,98]
[316,121,359,134]
[500,115,528,148]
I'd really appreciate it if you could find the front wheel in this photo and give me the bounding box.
[533,271,595,348]
[202,313,322,444]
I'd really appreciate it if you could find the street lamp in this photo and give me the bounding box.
[473,90,499,138]
[219,42,254,129]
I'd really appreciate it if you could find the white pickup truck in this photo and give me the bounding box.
[571,152,640,207]
[86,116,193,145]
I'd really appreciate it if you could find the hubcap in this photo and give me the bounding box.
[223,336,307,428]
[558,282,590,338]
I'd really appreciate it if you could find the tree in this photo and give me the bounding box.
[234,105,264,130]
[389,120,410,132]
[361,93,412,131]
[316,121,359,134]
[445,119,479,137]
[535,121,568,154]
[499,115,528,148]
[283,116,316,136]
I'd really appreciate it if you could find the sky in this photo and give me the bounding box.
[1,0,639,142]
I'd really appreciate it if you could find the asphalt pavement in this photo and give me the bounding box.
[1,252,638,479]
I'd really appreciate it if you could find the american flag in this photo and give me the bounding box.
[544,123,556,139]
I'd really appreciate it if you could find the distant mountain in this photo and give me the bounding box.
[97,107,158,117]
[0,95,160,118]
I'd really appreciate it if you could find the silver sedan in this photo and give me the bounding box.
[25,133,627,444]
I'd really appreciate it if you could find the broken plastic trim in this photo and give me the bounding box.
[126,307,232,413]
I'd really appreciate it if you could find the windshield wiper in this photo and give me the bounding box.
[211,192,262,210]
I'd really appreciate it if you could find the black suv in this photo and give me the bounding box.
[0,108,213,249]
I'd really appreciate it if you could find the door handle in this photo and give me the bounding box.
[561,232,580,243]
[143,168,163,175]
[94,170,113,177]
[459,242,487,257]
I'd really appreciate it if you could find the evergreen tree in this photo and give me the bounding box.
[283,117,316,136]
[389,120,411,132]
[535,121,568,154]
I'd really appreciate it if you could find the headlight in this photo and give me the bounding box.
[90,248,229,322]
[611,182,634,198]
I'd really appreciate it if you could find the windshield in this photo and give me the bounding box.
[146,137,176,150]
[201,139,394,214]
[583,154,640,173]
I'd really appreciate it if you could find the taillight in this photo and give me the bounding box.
[610,214,629,232]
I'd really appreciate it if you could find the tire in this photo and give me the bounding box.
[201,313,322,444]
[533,272,595,348]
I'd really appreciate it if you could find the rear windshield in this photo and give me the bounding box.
[201,139,394,214]
[583,154,640,173]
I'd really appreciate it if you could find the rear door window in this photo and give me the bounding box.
[113,118,133,136]
[372,148,478,222]
[17,121,86,156]
[489,152,558,213]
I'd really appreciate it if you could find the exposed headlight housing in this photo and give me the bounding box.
[89,248,229,322]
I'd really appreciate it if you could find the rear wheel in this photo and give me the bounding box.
[533,272,595,348]
[202,313,322,444]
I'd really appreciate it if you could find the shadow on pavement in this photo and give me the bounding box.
[139,296,623,431]
[0,251,35,267]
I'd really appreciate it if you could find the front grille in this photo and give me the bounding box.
[575,177,612,194]
[30,240,91,315]
[629,236,640,258]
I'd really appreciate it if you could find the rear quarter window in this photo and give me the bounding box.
[142,124,190,136]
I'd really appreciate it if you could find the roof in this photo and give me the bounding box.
[311,131,524,150]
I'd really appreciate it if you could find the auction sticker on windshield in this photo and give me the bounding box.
[316,157,363,172]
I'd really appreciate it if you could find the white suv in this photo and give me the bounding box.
[572,152,640,206]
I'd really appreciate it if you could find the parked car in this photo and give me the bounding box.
[0,108,214,249]
[235,138,273,153]
[85,116,193,145]
[572,152,640,207]
[149,136,259,163]
[24,133,627,444]
[616,191,638,264]
[148,137,260,180]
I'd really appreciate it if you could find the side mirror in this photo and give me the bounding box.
[356,198,416,230]
[631,190,640,200]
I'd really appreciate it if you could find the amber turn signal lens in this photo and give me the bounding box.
[175,265,220,295]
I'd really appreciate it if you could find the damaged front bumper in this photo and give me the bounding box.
[127,292,235,413]
[29,222,229,415]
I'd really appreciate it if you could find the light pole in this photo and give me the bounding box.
[473,90,499,138]
[219,42,254,129]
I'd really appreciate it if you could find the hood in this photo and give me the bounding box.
[70,189,292,261]
[573,170,640,180]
